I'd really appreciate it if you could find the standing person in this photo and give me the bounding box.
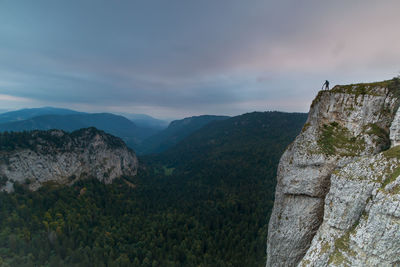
[322,80,330,90]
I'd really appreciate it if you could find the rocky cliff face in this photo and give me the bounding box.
[0,127,138,191]
[266,79,400,266]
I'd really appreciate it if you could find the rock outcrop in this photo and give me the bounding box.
[0,127,138,191]
[266,79,400,266]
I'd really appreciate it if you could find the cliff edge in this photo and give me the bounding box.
[267,79,400,266]
[0,127,138,191]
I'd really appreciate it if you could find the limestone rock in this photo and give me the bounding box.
[0,127,138,191]
[267,81,400,267]
[299,148,400,266]
[390,107,400,147]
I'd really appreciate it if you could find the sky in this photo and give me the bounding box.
[1,0,400,119]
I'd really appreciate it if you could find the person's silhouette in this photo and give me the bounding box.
[322,80,329,90]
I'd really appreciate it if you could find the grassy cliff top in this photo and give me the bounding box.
[331,78,400,97]
[311,78,400,108]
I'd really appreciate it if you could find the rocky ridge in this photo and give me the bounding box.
[266,78,400,266]
[0,127,138,191]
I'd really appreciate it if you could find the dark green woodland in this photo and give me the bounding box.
[0,111,307,266]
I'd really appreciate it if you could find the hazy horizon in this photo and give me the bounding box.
[1,1,400,119]
[0,105,312,122]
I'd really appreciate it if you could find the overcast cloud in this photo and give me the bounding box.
[1,0,400,119]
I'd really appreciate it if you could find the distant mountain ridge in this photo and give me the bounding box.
[0,107,82,124]
[0,107,170,151]
[119,113,169,129]
[0,108,250,156]
[156,111,308,167]
[137,115,230,154]
[0,113,144,148]
[0,107,169,129]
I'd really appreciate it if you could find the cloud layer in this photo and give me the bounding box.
[1,0,400,118]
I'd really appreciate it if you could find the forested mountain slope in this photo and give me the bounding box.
[136,115,229,154]
[0,111,307,266]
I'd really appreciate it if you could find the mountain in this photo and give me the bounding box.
[119,113,169,130]
[0,113,156,150]
[0,107,82,123]
[267,78,400,266]
[155,111,308,168]
[0,111,307,266]
[137,115,230,154]
[0,127,138,191]
[0,107,167,150]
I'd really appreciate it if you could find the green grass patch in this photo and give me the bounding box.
[330,77,400,100]
[383,145,400,159]
[311,91,325,108]
[317,122,365,156]
[365,123,389,140]
[389,184,400,195]
[382,167,400,189]
[328,224,357,265]
[388,77,400,99]
[301,122,311,133]
[301,259,311,267]
[320,241,331,255]
[331,80,392,97]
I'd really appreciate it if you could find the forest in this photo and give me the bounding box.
[0,112,307,266]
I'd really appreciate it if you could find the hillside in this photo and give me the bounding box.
[137,115,229,154]
[0,111,306,266]
[139,111,308,265]
[157,111,307,168]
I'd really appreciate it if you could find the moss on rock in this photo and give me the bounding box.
[317,122,366,156]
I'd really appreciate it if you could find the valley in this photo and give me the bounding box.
[0,111,307,266]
